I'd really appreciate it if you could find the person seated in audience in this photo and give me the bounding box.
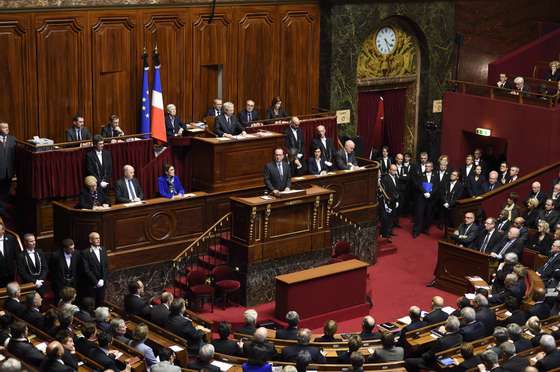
[7,321,46,367]
[295,350,312,372]
[212,322,243,356]
[307,147,329,176]
[503,296,527,326]
[214,101,246,138]
[546,60,560,82]
[551,183,560,210]
[479,350,503,372]
[370,332,404,363]
[459,307,486,341]
[264,148,291,195]
[130,323,158,368]
[17,233,48,296]
[529,220,553,256]
[282,328,325,364]
[22,291,44,330]
[498,162,509,184]
[287,148,306,177]
[314,319,341,342]
[66,114,91,142]
[491,227,524,260]
[110,318,130,344]
[312,125,335,165]
[55,330,80,371]
[531,334,560,370]
[497,73,513,90]
[5,282,26,317]
[0,313,12,346]
[101,114,125,138]
[207,98,223,117]
[151,348,181,372]
[526,288,551,320]
[75,322,98,356]
[360,315,382,340]
[502,192,521,222]
[537,240,560,281]
[493,272,524,305]
[95,306,111,332]
[423,296,448,324]
[510,77,530,96]
[242,340,273,372]
[540,199,560,228]
[58,305,76,334]
[477,218,503,254]
[467,165,486,196]
[488,327,509,357]
[243,327,277,362]
[349,352,365,372]
[40,340,73,372]
[528,181,547,207]
[78,175,109,209]
[456,343,481,371]
[165,298,205,354]
[483,170,500,193]
[238,100,260,128]
[115,164,144,203]
[508,166,520,183]
[42,308,60,336]
[335,139,358,170]
[238,309,258,335]
[75,297,95,322]
[124,279,151,319]
[57,287,78,314]
[151,291,173,327]
[276,310,300,340]
[165,104,187,139]
[524,198,541,229]
[450,212,479,248]
[473,294,496,334]
[525,316,545,347]
[396,306,427,347]
[0,358,22,371]
[506,323,532,353]
[496,209,512,232]
[89,332,123,371]
[266,97,289,120]
[512,217,529,243]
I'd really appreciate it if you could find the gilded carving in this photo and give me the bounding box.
[249,207,257,241]
[326,193,334,227]
[263,204,271,238]
[312,196,320,230]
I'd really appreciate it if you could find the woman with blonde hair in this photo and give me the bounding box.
[77,175,108,209]
[529,220,553,256]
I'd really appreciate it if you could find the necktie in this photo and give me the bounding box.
[481,233,491,253]
[277,162,283,177]
[77,129,81,141]
[500,240,513,256]
[127,179,137,200]
[248,112,252,122]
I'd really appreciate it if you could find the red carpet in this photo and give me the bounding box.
[198,218,458,333]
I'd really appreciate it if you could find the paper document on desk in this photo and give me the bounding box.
[260,196,274,200]
[211,360,233,371]
[397,316,411,325]
[465,293,475,300]
[279,189,303,194]
[183,193,196,198]
[442,306,455,315]
[257,131,274,136]
[216,137,231,141]
[35,342,48,353]
[187,128,205,132]
[169,345,184,352]
[123,201,143,207]
[293,177,305,180]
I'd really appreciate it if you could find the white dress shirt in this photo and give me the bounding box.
[96,150,103,165]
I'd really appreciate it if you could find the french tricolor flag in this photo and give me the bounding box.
[151,47,166,143]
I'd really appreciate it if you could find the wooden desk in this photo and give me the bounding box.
[275,259,368,320]
[190,131,285,192]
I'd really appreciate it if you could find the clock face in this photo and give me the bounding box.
[376,27,397,55]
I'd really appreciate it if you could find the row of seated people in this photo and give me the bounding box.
[495,74,560,97]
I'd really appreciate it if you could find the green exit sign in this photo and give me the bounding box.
[475,128,491,136]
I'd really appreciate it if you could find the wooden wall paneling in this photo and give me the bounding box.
[192,7,235,120]
[0,15,33,140]
[34,13,91,142]
[90,12,138,136]
[234,6,278,114]
[278,5,320,116]
[143,11,190,123]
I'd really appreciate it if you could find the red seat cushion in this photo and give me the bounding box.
[216,280,241,291]
[190,285,214,295]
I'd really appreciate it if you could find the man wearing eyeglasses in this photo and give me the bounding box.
[238,99,260,128]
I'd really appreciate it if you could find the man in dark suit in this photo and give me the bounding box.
[423,296,449,325]
[311,125,335,165]
[500,342,528,372]
[441,171,464,229]
[0,122,16,200]
[238,309,258,336]
[238,100,260,128]
[206,98,223,117]
[459,307,486,342]
[377,146,392,174]
[450,212,480,248]
[124,279,152,319]
[526,288,551,320]
[282,328,326,363]
[396,306,427,347]
[89,332,123,371]
[491,227,524,260]
[413,162,437,238]
[75,322,98,356]
[496,73,513,90]
[7,321,46,368]
[379,164,399,241]
[394,153,412,222]
[187,344,221,372]
[264,148,291,194]
[65,114,91,142]
[540,199,560,228]
[477,218,503,254]
[165,104,187,139]
[496,211,512,233]
[334,139,358,170]
[165,298,205,354]
[537,240,560,281]
[473,294,496,335]
[527,181,547,208]
[40,341,74,372]
[285,116,304,160]
[510,77,530,97]
[21,291,44,329]
[472,148,486,173]
[0,223,17,287]
[243,327,278,361]
[115,164,144,203]
[85,135,112,190]
[50,238,79,303]
[80,231,109,306]
[359,315,382,340]
[483,171,500,193]
[151,291,173,327]
[276,310,300,340]
[460,154,475,188]
[100,114,124,138]
[535,335,560,371]
[213,102,246,138]
[411,152,429,179]
[5,282,26,316]
[16,233,48,296]
[212,322,242,356]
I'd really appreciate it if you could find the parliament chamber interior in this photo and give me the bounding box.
[1,0,560,371]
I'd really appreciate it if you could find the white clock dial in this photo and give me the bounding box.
[375,27,397,55]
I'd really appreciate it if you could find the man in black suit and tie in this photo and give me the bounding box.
[22,291,45,330]
[243,327,278,361]
[311,125,335,165]
[16,234,48,296]
[7,321,46,368]
[473,148,486,173]
[394,153,411,222]
[441,170,463,229]
[5,282,26,317]
[213,102,246,138]
[496,73,513,90]
[80,232,109,307]
[413,162,437,238]
[377,146,392,174]
[0,223,17,288]
[238,100,260,128]
[206,98,223,117]
[151,291,173,327]
[527,181,547,208]
[535,335,560,371]
[115,165,144,203]
[540,199,560,227]
[89,332,123,371]
[0,122,16,200]
[537,240,560,281]
[450,212,480,248]
[165,104,187,139]
[276,310,300,340]
[334,140,358,170]
[491,227,524,260]
[85,135,112,190]
[396,306,427,347]
[423,296,449,325]
[165,298,205,354]
[411,152,429,179]
[459,307,486,342]
[264,148,291,195]
[477,218,503,254]
[281,328,326,364]
[124,279,152,319]
[460,154,475,187]
[50,238,79,303]
[100,114,125,139]
[379,165,399,241]
[483,171,500,193]
[495,211,511,233]
[65,114,92,142]
[285,116,304,161]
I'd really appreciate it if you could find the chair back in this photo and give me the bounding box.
[212,265,235,282]
[187,270,209,287]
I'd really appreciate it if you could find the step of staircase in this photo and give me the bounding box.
[208,243,229,258]
[197,255,227,269]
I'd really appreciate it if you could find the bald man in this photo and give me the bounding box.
[115,165,144,203]
[285,117,304,160]
[80,232,109,306]
[335,140,358,170]
[238,100,260,127]
[311,125,335,164]
[527,181,547,208]
[423,296,449,324]
[41,341,73,371]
